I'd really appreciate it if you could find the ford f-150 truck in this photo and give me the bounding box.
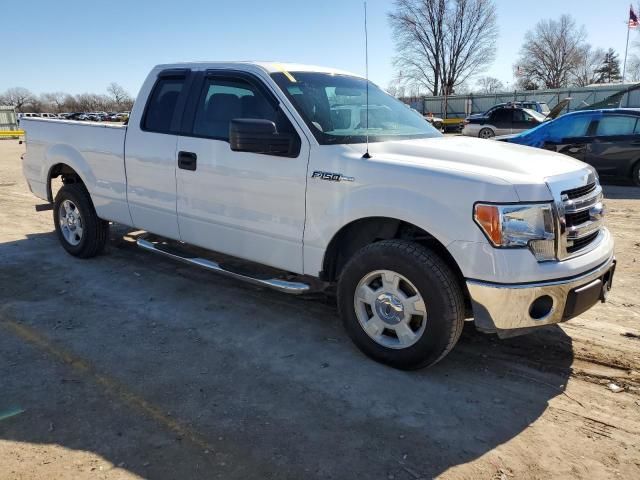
[21,62,616,369]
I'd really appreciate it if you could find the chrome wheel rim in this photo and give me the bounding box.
[354,270,427,349]
[479,129,494,139]
[58,199,83,246]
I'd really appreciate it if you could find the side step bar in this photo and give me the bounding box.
[136,238,311,295]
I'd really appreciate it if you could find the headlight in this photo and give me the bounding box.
[474,203,556,261]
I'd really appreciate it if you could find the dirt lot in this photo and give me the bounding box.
[0,140,639,480]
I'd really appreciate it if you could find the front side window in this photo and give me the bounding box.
[595,115,639,136]
[491,109,511,123]
[191,76,294,141]
[271,72,440,145]
[513,109,535,122]
[143,76,186,133]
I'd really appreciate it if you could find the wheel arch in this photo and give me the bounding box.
[628,158,640,180]
[321,216,470,313]
[44,143,94,202]
[47,163,87,202]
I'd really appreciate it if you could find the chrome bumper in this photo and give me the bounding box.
[467,255,616,334]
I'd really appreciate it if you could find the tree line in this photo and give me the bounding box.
[0,83,135,113]
[388,0,639,97]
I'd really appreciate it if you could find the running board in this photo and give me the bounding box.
[136,238,311,295]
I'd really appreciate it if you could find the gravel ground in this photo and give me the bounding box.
[0,140,639,480]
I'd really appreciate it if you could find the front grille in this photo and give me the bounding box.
[565,210,590,227]
[567,231,599,253]
[563,182,596,200]
[552,176,604,260]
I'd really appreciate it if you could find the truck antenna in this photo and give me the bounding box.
[363,1,371,159]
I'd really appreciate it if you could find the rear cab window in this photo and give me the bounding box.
[142,71,189,134]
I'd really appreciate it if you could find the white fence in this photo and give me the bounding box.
[412,84,640,118]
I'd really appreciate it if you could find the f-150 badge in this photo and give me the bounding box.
[311,171,355,182]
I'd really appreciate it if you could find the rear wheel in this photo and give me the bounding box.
[54,183,109,258]
[478,128,495,139]
[337,240,465,369]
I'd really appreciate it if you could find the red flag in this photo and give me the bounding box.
[629,5,639,28]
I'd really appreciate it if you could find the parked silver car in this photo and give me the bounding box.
[462,106,547,138]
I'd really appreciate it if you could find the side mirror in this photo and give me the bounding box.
[229,119,300,157]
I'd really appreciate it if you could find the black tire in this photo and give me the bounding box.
[632,161,640,187]
[478,127,495,139]
[53,183,109,258]
[337,240,465,370]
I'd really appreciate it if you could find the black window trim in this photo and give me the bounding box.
[140,68,193,135]
[178,69,302,156]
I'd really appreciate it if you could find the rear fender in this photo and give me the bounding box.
[44,144,95,200]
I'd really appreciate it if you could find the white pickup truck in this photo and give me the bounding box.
[21,62,616,369]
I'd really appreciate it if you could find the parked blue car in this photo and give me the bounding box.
[497,109,640,186]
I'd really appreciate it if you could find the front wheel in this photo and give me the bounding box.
[337,240,465,369]
[53,183,109,258]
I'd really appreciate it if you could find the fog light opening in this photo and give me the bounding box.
[529,295,554,320]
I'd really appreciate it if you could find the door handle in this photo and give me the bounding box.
[178,151,197,171]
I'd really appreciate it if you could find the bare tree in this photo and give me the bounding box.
[389,0,447,95]
[572,45,606,87]
[475,76,504,93]
[389,0,497,96]
[62,94,79,112]
[107,82,132,107]
[515,14,586,89]
[1,87,35,112]
[40,92,67,113]
[626,54,640,82]
[439,0,498,95]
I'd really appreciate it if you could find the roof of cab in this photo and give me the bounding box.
[152,61,360,78]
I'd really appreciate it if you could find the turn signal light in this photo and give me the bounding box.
[474,205,501,245]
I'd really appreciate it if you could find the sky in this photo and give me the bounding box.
[3,0,639,98]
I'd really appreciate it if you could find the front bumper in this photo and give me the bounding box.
[467,255,616,335]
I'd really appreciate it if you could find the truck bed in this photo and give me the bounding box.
[21,118,131,225]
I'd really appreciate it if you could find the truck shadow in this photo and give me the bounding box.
[0,230,575,479]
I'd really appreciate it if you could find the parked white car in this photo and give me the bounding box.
[21,62,615,369]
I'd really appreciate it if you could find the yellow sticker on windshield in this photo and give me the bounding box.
[273,63,297,83]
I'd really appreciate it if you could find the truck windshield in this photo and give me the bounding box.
[271,72,441,145]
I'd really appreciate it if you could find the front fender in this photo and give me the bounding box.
[303,171,518,276]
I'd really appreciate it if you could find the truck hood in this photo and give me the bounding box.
[356,136,590,201]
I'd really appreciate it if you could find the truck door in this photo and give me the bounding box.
[125,69,192,239]
[174,70,310,273]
